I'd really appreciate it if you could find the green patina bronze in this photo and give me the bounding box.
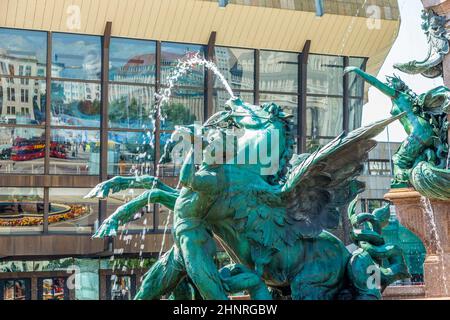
[394,9,450,79]
[86,98,409,300]
[345,67,450,200]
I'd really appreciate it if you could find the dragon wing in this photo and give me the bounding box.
[281,115,402,240]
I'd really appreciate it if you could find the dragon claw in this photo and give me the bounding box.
[92,218,119,238]
[84,182,112,199]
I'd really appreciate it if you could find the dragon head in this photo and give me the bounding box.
[205,97,292,130]
[203,97,295,183]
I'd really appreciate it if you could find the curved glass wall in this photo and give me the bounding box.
[0,27,367,235]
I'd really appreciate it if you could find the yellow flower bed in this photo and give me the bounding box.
[0,205,89,227]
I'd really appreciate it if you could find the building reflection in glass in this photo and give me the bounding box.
[110,38,156,84]
[0,127,45,174]
[49,129,100,175]
[51,81,101,127]
[214,47,254,90]
[107,131,154,176]
[0,187,44,234]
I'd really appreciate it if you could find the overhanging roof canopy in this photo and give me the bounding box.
[0,0,400,75]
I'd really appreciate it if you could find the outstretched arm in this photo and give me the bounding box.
[344,67,397,98]
[85,175,178,199]
[93,188,179,238]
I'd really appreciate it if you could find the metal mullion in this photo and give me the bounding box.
[50,126,101,131]
[254,49,260,105]
[306,93,344,99]
[205,31,216,119]
[154,40,162,232]
[0,75,46,81]
[44,32,52,176]
[108,128,149,133]
[107,79,156,131]
[99,22,112,226]
[50,77,102,84]
[0,124,45,129]
[299,40,311,153]
[259,90,299,96]
[159,84,205,91]
[214,88,254,93]
[343,56,349,133]
[108,80,155,87]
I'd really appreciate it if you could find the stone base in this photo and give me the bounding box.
[385,188,450,298]
[383,285,425,300]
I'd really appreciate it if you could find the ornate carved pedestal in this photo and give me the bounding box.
[385,188,450,298]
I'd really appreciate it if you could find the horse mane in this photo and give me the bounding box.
[260,103,296,185]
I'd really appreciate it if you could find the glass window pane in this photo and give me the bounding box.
[212,90,253,114]
[52,33,101,80]
[1,279,29,300]
[160,88,204,130]
[107,131,155,176]
[110,38,156,84]
[0,78,46,125]
[158,132,183,177]
[306,96,343,138]
[49,129,100,175]
[367,160,392,176]
[0,187,44,234]
[349,98,364,131]
[106,189,154,231]
[48,188,99,234]
[110,275,133,300]
[214,47,254,90]
[108,84,154,129]
[307,55,344,95]
[348,57,365,97]
[161,42,205,87]
[158,206,173,230]
[51,81,101,127]
[0,28,47,77]
[260,51,298,93]
[0,127,45,174]
[259,93,298,133]
[41,277,67,300]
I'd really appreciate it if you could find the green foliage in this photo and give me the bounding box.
[161,103,197,127]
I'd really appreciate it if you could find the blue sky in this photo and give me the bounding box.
[363,0,444,142]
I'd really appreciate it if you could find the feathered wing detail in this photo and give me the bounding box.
[411,161,450,200]
[281,115,403,240]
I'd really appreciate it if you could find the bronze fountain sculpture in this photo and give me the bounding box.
[86,97,410,300]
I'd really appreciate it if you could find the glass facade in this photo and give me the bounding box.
[305,55,365,152]
[49,129,100,175]
[48,188,99,234]
[0,27,367,237]
[109,38,156,84]
[260,50,298,93]
[52,33,101,80]
[0,187,44,233]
